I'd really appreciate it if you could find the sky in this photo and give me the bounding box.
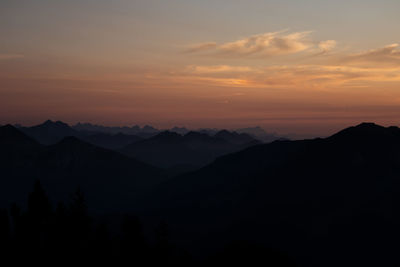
[1,0,400,137]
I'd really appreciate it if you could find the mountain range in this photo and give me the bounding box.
[143,122,400,266]
[0,124,162,212]
[120,130,260,170]
[3,121,400,266]
[16,120,263,171]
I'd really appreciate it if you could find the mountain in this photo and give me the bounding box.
[235,126,285,142]
[120,130,259,171]
[81,132,143,150]
[170,126,190,135]
[4,122,400,265]
[0,125,162,212]
[73,122,159,138]
[143,123,400,266]
[18,120,143,149]
[0,124,43,168]
[18,120,82,145]
[0,124,40,149]
[214,130,258,145]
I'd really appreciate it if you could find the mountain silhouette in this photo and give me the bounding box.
[120,130,260,170]
[4,121,400,266]
[18,120,143,149]
[170,126,190,135]
[0,125,162,212]
[143,122,400,266]
[73,122,159,138]
[81,132,143,150]
[214,130,259,145]
[0,124,40,149]
[235,126,282,142]
[19,120,82,145]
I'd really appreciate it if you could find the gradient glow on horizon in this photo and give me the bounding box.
[1,0,400,137]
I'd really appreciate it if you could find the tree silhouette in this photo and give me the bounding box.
[27,180,52,221]
[0,182,212,265]
[154,220,170,264]
[91,222,112,263]
[68,188,91,259]
[9,202,21,242]
[120,215,148,264]
[25,180,53,260]
[0,209,10,257]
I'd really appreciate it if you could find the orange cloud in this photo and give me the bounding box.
[186,65,252,74]
[345,44,400,66]
[318,40,337,53]
[185,31,337,58]
[179,64,400,90]
[184,42,217,53]
[217,31,312,56]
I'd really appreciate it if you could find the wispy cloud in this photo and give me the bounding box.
[186,65,252,74]
[318,40,337,54]
[0,54,24,60]
[345,44,400,66]
[178,64,400,89]
[185,31,336,58]
[217,31,312,56]
[184,42,217,53]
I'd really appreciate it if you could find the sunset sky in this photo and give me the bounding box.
[1,0,400,137]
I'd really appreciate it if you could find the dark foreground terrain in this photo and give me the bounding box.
[1,122,400,266]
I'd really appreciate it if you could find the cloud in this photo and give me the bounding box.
[318,40,337,53]
[345,44,400,66]
[184,42,217,53]
[185,31,339,59]
[0,53,24,60]
[217,31,312,56]
[185,31,320,57]
[178,64,400,89]
[186,65,252,74]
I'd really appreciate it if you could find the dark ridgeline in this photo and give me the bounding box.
[2,122,400,266]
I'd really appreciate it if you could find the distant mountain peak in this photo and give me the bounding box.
[41,120,70,128]
[215,129,232,135]
[215,129,257,145]
[142,125,158,132]
[170,126,190,135]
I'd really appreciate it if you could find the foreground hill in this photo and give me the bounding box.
[0,125,162,212]
[145,123,400,266]
[120,130,260,170]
